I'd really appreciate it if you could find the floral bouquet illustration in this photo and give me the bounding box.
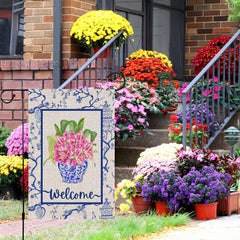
[45,118,97,184]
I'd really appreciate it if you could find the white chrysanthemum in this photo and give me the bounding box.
[137,143,185,165]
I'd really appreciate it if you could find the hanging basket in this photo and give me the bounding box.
[131,194,154,215]
[194,202,218,220]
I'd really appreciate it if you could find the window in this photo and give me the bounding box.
[114,0,185,81]
[0,0,24,57]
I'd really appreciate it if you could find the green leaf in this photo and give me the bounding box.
[90,131,97,141]
[122,133,128,142]
[83,129,91,140]
[54,124,62,136]
[68,120,78,133]
[60,120,69,134]
[78,118,84,130]
[45,135,57,165]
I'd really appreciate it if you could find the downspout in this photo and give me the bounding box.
[53,0,62,88]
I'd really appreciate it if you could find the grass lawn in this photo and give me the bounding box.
[0,199,28,222]
[0,200,191,240]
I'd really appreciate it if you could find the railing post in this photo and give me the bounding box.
[182,92,187,150]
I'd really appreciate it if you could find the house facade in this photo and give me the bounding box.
[0,0,239,128]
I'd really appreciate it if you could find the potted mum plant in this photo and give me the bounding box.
[115,175,153,215]
[180,165,231,220]
[122,57,179,113]
[70,10,134,55]
[141,170,184,215]
[0,155,28,199]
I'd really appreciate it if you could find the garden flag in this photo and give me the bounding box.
[28,89,115,220]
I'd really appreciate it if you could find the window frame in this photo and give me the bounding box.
[0,0,24,59]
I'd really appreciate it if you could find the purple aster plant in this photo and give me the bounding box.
[179,165,231,205]
[141,170,184,211]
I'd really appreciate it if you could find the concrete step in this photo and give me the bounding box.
[115,147,145,167]
[116,129,170,148]
[148,112,172,129]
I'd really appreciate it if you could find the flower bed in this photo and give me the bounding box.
[116,143,239,217]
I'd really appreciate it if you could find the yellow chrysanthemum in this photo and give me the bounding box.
[70,10,134,48]
[0,155,28,184]
[126,49,172,67]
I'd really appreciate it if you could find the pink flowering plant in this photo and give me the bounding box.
[122,79,165,113]
[97,81,150,141]
[178,77,240,110]
[132,158,176,179]
[175,148,219,177]
[45,119,97,167]
[5,123,29,158]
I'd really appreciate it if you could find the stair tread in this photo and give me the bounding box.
[115,146,147,149]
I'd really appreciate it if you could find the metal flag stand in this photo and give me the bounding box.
[0,89,28,240]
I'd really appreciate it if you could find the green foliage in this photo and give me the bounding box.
[226,0,240,21]
[0,125,12,155]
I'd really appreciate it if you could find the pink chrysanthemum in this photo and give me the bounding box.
[5,123,29,156]
[53,129,93,167]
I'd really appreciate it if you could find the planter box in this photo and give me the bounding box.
[217,191,240,216]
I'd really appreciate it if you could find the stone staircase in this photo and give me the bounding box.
[115,106,240,187]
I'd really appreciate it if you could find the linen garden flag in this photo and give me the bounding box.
[28,89,115,220]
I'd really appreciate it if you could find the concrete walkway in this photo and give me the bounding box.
[147,214,240,240]
[0,214,239,239]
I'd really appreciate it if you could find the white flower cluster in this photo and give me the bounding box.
[137,143,184,165]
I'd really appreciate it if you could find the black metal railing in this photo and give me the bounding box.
[58,31,127,90]
[182,29,240,149]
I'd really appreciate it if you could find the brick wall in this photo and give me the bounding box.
[62,0,96,59]
[24,0,54,60]
[185,0,239,81]
[23,0,96,61]
[0,58,92,129]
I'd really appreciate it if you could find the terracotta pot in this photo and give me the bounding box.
[131,195,153,215]
[217,191,240,216]
[155,201,170,216]
[94,46,112,59]
[194,202,218,220]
